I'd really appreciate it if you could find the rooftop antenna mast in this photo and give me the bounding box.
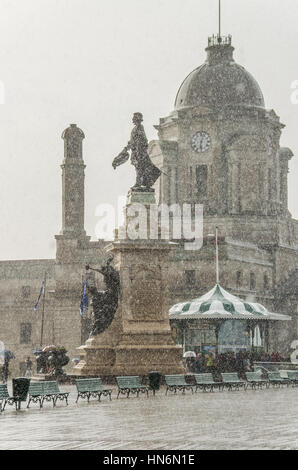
[218,0,221,38]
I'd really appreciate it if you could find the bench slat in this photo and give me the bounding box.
[0,384,10,399]
[245,372,267,382]
[165,375,187,386]
[28,382,45,395]
[43,381,60,394]
[194,373,215,384]
[76,378,104,392]
[222,373,244,383]
[116,376,143,389]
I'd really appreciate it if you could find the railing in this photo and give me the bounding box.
[253,361,298,372]
[208,34,232,47]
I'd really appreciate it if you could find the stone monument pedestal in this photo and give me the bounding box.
[73,190,184,377]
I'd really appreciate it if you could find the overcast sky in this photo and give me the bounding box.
[0,0,297,260]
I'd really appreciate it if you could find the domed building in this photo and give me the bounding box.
[149,34,298,355]
[175,36,265,111]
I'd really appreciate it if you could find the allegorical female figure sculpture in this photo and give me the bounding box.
[86,256,120,337]
[112,112,161,191]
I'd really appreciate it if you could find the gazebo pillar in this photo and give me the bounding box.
[215,320,224,355]
[264,322,269,352]
[251,323,255,350]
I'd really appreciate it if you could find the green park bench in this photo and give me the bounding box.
[0,384,17,412]
[286,371,298,386]
[116,376,149,398]
[27,382,44,408]
[165,375,193,395]
[43,381,69,407]
[193,373,222,392]
[75,378,112,403]
[245,372,268,389]
[267,371,290,388]
[221,373,246,391]
[27,381,69,408]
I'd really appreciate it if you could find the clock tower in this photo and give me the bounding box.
[148,34,298,352]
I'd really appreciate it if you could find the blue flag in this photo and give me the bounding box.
[79,280,88,316]
[34,280,45,312]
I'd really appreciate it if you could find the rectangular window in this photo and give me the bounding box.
[185,270,196,287]
[20,323,32,344]
[196,165,208,198]
[264,274,269,290]
[250,273,256,291]
[236,271,242,288]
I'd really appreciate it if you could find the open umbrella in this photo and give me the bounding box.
[183,351,196,358]
[33,348,42,356]
[4,350,15,360]
[42,345,56,352]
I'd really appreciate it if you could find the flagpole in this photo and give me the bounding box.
[40,272,47,347]
[215,227,219,284]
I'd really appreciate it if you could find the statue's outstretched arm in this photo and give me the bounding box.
[85,265,104,275]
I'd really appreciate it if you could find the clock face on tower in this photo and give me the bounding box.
[191,131,211,153]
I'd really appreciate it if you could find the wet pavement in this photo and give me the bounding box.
[0,383,298,450]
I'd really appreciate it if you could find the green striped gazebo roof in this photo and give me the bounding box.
[169,284,291,321]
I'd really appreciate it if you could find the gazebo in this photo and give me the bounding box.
[169,284,291,355]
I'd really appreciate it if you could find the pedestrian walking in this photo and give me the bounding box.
[25,356,33,377]
[2,358,9,383]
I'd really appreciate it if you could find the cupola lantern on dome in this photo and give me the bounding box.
[206,34,234,64]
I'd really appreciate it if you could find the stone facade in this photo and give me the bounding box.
[0,35,297,376]
[74,235,183,376]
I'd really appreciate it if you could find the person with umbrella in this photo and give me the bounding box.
[183,351,196,373]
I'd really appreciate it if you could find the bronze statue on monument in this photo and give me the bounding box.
[73,116,183,377]
[112,112,161,192]
[86,256,120,337]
